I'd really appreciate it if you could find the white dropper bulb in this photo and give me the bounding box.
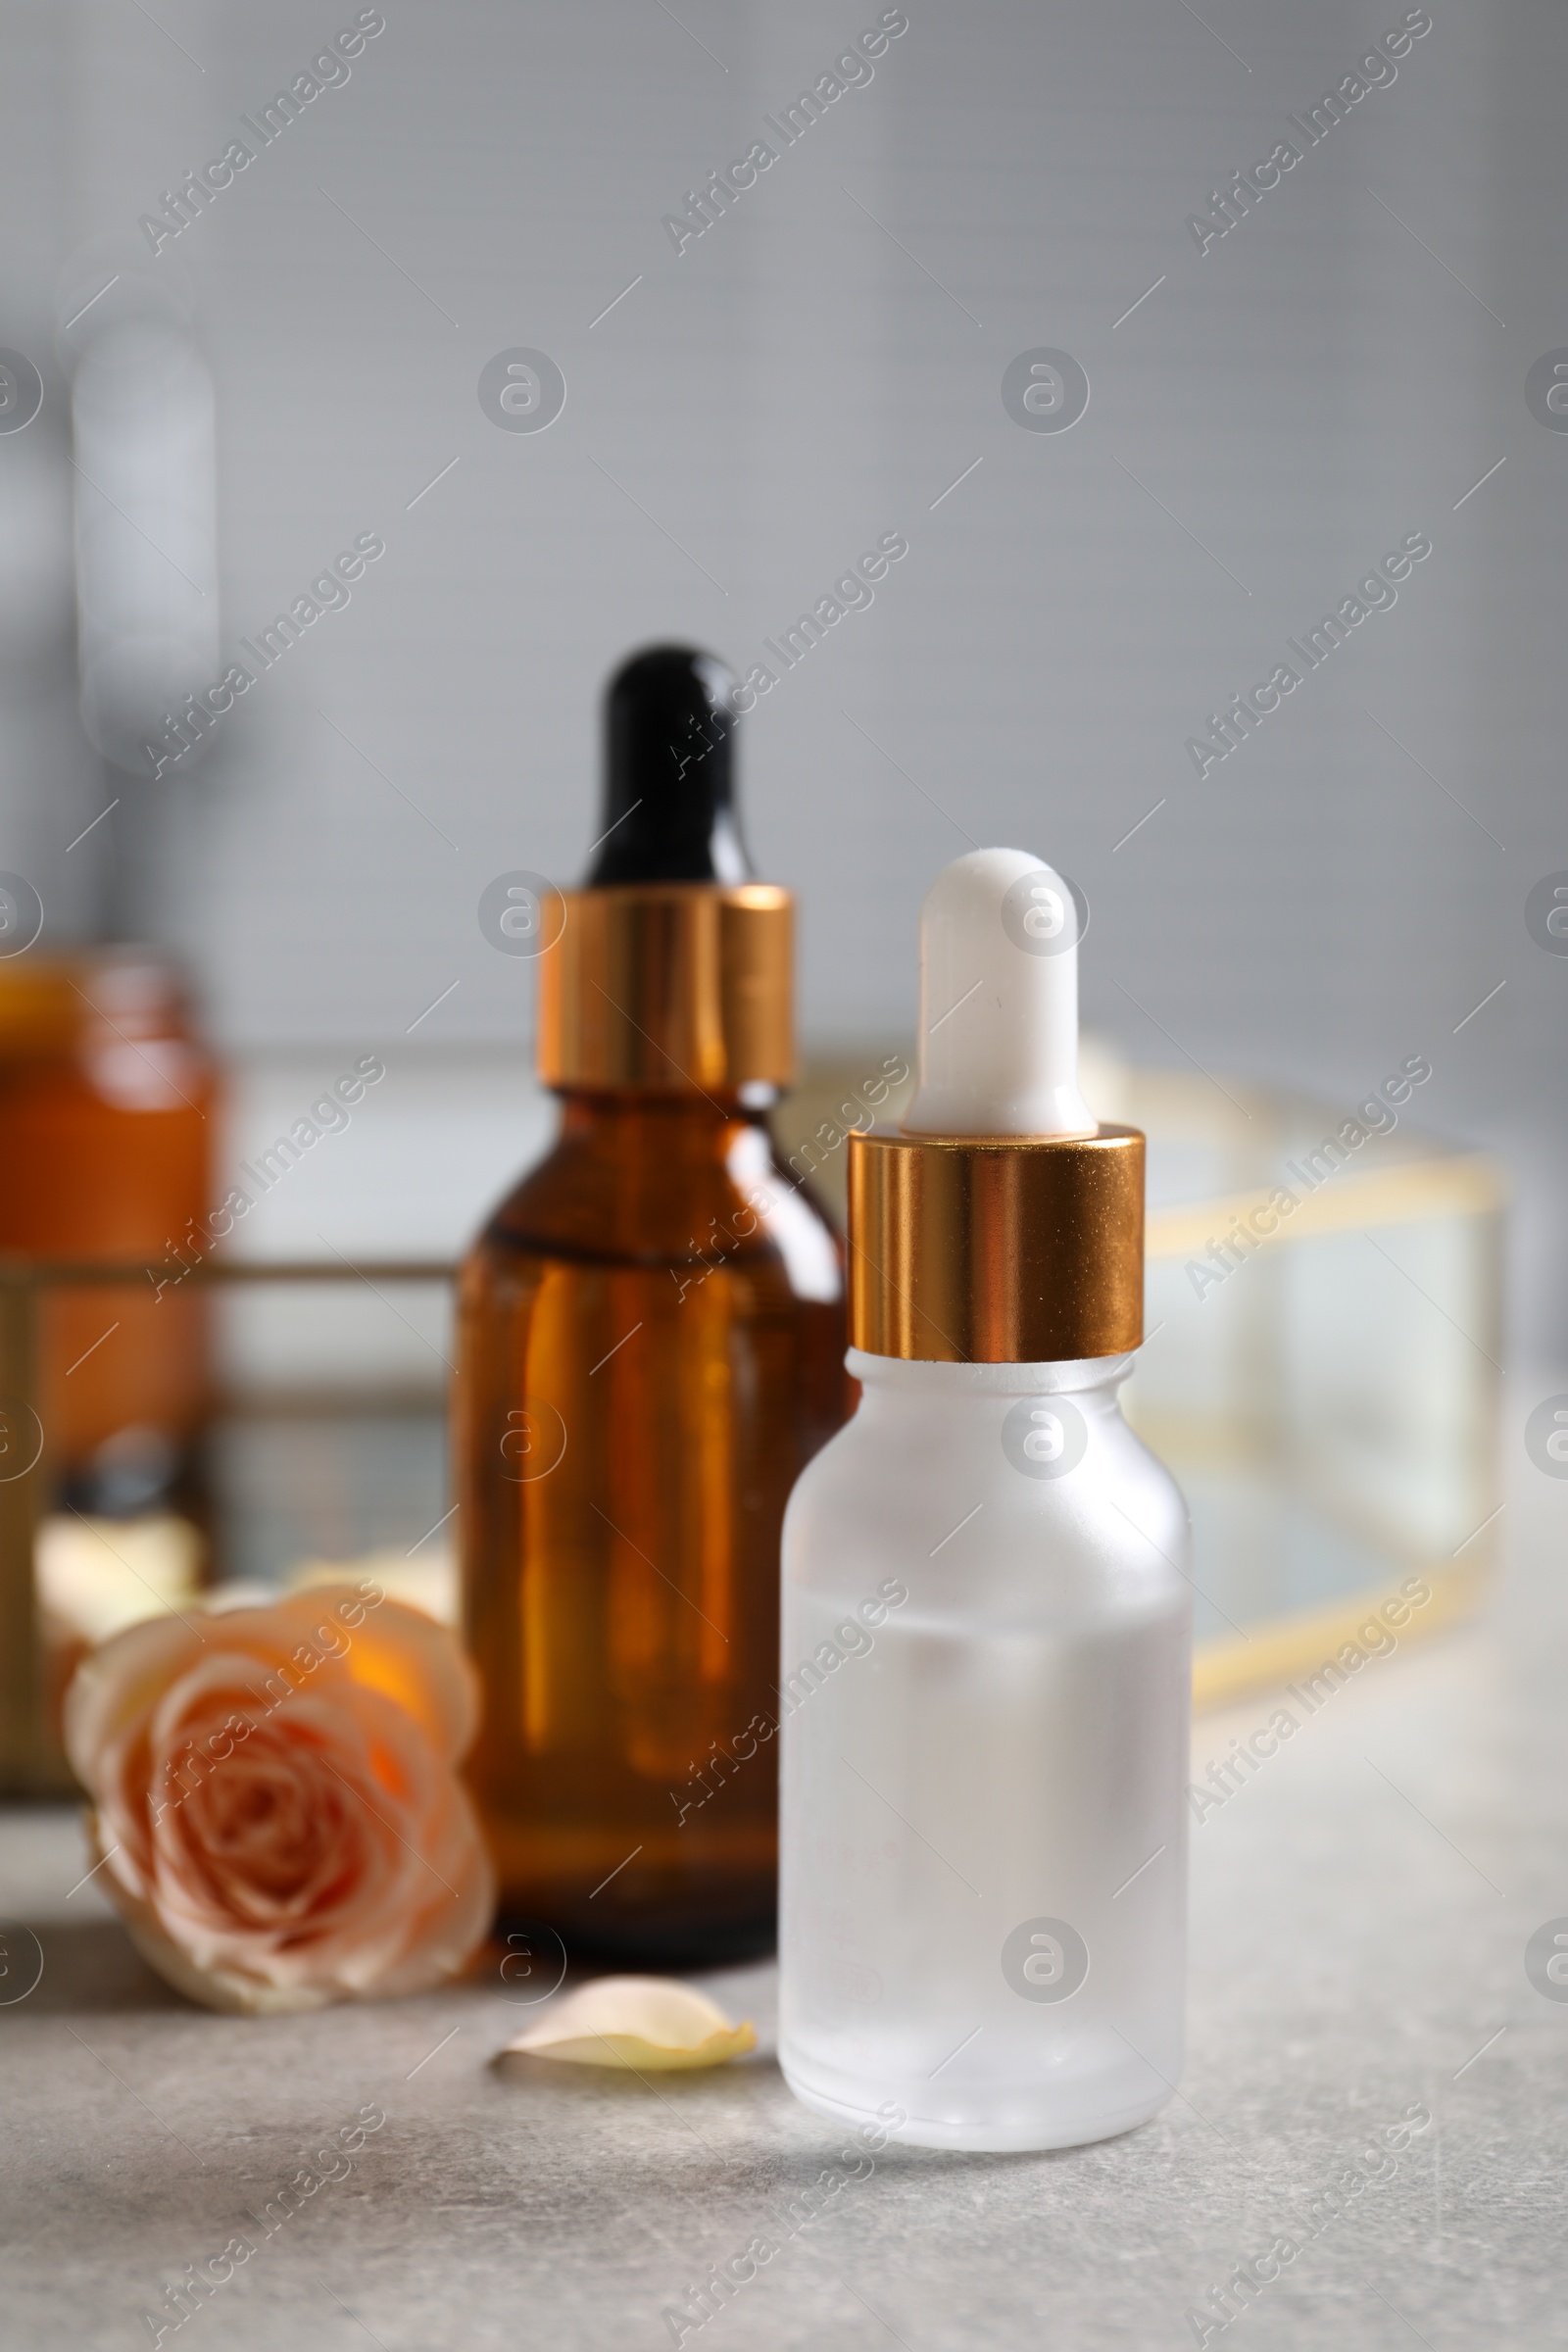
[903,847,1096,1139]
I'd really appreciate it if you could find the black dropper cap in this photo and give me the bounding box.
[588,644,753,886]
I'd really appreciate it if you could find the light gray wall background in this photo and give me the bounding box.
[0,0,1561,1358]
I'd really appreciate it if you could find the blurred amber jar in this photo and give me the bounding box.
[458,1091,846,1962]
[0,951,217,1506]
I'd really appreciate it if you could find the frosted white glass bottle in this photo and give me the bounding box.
[779,1349,1189,2151]
[778,847,1192,2152]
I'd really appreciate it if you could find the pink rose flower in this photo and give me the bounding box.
[64,1582,494,2013]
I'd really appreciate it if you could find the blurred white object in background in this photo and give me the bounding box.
[37,1511,201,1648]
[66,265,218,777]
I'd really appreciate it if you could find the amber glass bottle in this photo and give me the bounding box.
[0,951,216,1502]
[458,648,846,1961]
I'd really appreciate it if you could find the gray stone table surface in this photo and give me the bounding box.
[3,1444,1565,2352]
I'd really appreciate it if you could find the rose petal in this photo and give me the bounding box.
[270,1589,479,1762]
[501,1978,757,2071]
[63,1611,206,1789]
